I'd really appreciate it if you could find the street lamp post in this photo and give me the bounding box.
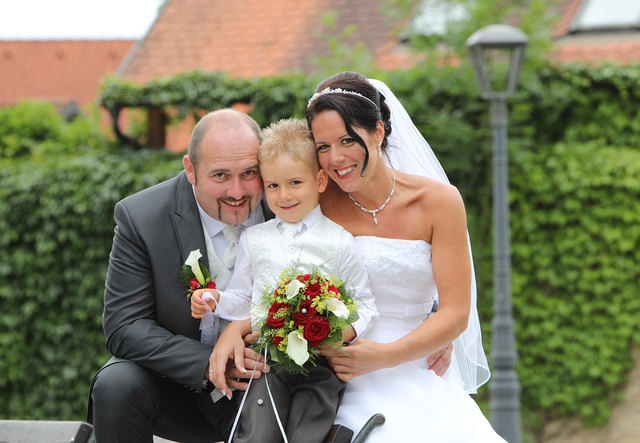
[466,24,528,443]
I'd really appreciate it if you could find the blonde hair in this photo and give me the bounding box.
[259,118,319,173]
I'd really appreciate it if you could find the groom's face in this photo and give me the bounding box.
[184,124,263,226]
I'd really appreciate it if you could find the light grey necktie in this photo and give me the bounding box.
[281,221,303,243]
[221,225,240,270]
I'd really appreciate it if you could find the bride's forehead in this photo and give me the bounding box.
[310,111,348,135]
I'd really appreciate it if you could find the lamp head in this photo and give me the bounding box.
[466,24,528,99]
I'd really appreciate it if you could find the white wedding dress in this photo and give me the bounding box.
[335,236,505,442]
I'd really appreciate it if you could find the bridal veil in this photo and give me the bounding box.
[369,78,491,393]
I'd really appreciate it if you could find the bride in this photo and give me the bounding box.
[307,72,503,441]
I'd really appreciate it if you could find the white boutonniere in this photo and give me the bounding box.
[181,249,216,299]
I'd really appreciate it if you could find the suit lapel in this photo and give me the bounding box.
[170,171,207,265]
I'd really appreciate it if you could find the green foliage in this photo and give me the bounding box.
[511,142,640,425]
[0,147,182,419]
[517,63,640,147]
[0,101,63,158]
[404,0,560,68]
[99,71,316,130]
[0,101,111,159]
[311,10,377,76]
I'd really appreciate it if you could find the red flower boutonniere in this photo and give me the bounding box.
[181,249,216,299]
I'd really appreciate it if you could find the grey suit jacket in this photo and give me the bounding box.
[88,171,274,426]
[101,170,213,389]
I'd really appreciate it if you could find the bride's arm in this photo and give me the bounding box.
[319,184,471,380]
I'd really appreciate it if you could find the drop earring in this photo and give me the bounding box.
[378,142,383,158]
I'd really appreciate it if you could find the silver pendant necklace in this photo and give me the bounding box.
[348,170,396,225]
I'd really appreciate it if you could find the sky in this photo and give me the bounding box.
[0,0,164,40]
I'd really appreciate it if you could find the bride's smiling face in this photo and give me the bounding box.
[311,110,379,193]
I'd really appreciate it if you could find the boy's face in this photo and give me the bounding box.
[260,153,328,223]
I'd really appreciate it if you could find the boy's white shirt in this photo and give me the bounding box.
[214,204,378,339]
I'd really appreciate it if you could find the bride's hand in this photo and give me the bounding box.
[317,338,387,382]
[427,342,453,376]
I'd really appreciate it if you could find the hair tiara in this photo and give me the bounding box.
[307,87,378,109]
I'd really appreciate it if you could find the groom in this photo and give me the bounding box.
[87,109,272,443]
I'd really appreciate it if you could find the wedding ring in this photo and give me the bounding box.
[208,369,214,374]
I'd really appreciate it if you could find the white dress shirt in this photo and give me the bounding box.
[193,187,264,265]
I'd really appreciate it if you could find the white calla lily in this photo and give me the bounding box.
[250,303,269,320]
[185,249,205,285]
[326,297,349,319]
[285,279,306,300]
[286,330,309,366]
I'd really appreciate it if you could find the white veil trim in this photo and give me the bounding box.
[369,78,490,393]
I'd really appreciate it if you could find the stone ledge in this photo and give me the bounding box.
[0,421,177,443]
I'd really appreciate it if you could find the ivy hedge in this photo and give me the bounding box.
[0,101,109,159]
[0,142,182,419]
[1,63,639,431]
[511,141,640,427]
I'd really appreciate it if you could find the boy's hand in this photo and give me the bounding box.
[191,289,217,318]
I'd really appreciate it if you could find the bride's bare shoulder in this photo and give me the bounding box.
[396,171,462,205]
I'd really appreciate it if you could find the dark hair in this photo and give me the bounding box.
[305,71,392,175]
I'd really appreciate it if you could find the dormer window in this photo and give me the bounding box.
[569,0,640,33]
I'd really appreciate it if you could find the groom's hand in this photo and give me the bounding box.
[209,320,251,398]
[226,346,270,391]
[427,342,452,376]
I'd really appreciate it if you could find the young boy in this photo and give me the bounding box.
[191,118,377,443]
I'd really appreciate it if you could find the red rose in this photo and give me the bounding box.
[304,316,330,347]
[267,302,289,328]
[272,335,283,347]
[297,274,311,283]
[328,284,339,295]
[305,282,321,297]
[207,281,217,289]
[189,278,199,290]
[293,300,317,326]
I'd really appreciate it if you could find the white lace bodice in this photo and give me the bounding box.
[354,236,436,325]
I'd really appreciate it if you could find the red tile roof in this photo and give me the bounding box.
[552,0,583,39]
[119,0,414,83]
[550,0,640,64]
[0,40,135,107]
[551,37,640,64]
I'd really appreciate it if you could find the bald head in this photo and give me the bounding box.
[188,109,261,173]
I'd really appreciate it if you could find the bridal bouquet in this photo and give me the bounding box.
[181,249,216,299]
[252,268,359,375]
